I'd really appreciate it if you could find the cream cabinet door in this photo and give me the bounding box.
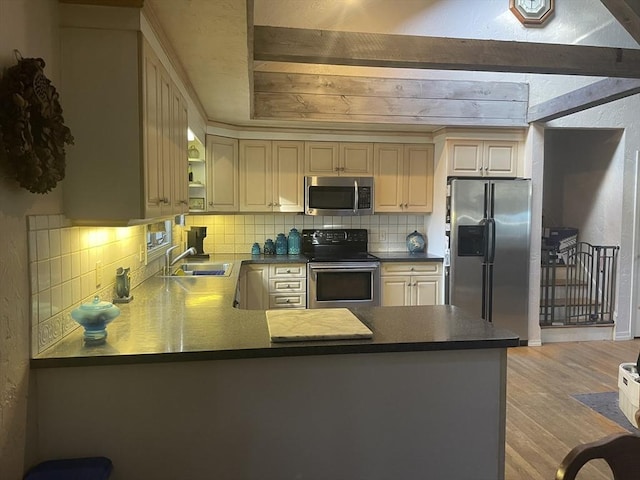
[238,264,269,310]
[171,85,189,214]
[381,275,411,306]
[374,144,433,213]
[206,135,238,211]
[412,276,441,306]
[240,140,272,212]
[448,141,483,176]
[340,143,373,176]
[143,44,164,219]
[272,141,304,212]
[484,141,518,177]
[305,142,339,175]
[374,144,404,212]
[403,144,434,213]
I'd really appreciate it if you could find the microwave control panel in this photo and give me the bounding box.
[357,187,372,209]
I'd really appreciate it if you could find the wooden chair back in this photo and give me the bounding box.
[555,433,640,480]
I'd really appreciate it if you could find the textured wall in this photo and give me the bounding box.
[0,1,62,476]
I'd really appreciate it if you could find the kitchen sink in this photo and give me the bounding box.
[159,262,233,277]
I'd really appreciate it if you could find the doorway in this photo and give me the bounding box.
[540,128,624,337]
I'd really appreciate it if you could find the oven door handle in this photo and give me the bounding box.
[353,179,359,214]
[308,264,380,277]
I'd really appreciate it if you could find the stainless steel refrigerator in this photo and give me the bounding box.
[449,178,531,342]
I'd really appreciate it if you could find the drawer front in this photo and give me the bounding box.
[381,262,441,276]
[269,263,306,278]
[269,278,306,293]
[269,293,307,309]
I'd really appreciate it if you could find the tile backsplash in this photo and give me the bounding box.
[185,213,428,255]
[27,215,159,355]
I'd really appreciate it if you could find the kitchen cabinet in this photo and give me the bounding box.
[305,142,373,176]
[61,25,188,223]
[374,144,434,213]
[206,135,239,212]
[380,262,442,306]
[267,263,307,309]
[238,263,307,310]
[238,264,269,310]
[447,140,519,177]
[239,140,304,212]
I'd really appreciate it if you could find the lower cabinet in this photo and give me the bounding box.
[238,263,306,310]
[380,262,442,306]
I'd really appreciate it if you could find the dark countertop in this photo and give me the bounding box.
[31,254,514,369]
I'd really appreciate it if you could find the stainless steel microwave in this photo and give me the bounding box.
[304,176,374,216]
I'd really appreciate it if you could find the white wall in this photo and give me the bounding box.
[543,129,624,246]
[0,0,62,476]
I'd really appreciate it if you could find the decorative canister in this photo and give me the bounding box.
[287,228,301,255]
[406,230,426,253]
[71,296,121,345]
[264,239,276,255]
[275,233,287,255]
[251,242,261,255]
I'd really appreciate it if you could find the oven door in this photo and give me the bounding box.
[307,261,380,309]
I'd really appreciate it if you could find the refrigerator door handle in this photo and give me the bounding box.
[481,263,487,320]
[487,218,496,264]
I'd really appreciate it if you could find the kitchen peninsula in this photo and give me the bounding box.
[31,255,518,480]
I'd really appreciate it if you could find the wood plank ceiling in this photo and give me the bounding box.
[251,0,640,128]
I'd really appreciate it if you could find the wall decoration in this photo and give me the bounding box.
[0,51,74,193]
[509,0,555,27]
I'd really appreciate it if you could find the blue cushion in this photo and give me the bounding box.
[24,457,112,480]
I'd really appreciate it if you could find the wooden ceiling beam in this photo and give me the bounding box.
[254,26,640,78]
[600,0,640,45]
[253,71,528,127]
[527,77,640,122]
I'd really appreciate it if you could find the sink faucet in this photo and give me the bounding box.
[164,246,196,274]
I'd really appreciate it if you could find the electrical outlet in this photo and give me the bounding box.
[379,230,387,242]
[95,260,103,287]
[139,244,145,262]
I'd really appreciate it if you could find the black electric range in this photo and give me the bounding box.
[301,229,379,262]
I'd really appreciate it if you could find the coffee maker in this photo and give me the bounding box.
[187,226,210,259]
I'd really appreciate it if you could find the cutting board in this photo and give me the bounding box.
[266,308,373,342]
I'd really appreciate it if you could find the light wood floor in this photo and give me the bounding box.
[506,339,640,479]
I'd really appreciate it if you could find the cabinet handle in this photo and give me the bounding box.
[208,202,214,206]
[150,198,161,206]
[285,284,290,288]
[286,299,291,303]
[286,269,291,273]
[268,202,273,206]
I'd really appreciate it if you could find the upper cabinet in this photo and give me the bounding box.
[374,144,434,213]
[206,135,239,212]
[447,140,520,178]
[239,140,304,212]
[305,142,373,176]
[60,18,189,224]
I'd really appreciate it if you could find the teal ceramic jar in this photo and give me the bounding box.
[275,233,287,255]
[264,239,275,255]
[287,228,301,255]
